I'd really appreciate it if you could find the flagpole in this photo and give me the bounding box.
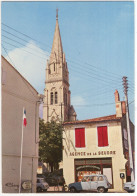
[19,108,24,193]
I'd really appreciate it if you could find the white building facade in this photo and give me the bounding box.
[63,90,134,192]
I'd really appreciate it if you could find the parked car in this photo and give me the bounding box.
[37,177,49,192]
[44,177,57,186]
[44,176,65,186]
[68,174,112,193]
[123,182,135,193]
[37,174,46,179]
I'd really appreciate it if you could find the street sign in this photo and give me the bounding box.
[120,173,125,179]
[22,181,32,190]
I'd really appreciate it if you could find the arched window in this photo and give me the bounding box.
[65,94,67,105]
[64,93,67,105]
[50,92,53,105]
[55,92,58,104]
[54,63,56,72]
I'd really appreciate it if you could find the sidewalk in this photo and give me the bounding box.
[47,186,63,192]
[47,186,127,193]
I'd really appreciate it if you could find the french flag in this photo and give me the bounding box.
[23,109,27,127]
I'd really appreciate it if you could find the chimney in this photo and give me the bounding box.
[122,101,126,114]
[114,89,120,102]
[114,90,122,117]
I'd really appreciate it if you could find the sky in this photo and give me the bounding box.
[1,1,135,123]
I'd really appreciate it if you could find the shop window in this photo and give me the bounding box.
[97,126,108,147]
[75,158,112,187]
[75,128,85,148]
[50,92,53,105]
[55,92,58,104]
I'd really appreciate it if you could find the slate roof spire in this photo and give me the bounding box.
[50,9,63,64]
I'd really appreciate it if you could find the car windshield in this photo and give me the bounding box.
[103,175,108,181]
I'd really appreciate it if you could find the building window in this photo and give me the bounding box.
[97,126,108,147]
[50,92,53,105]
[64,93,67,105]
[65,94,67,105]
[54,63,55,71]
[75,128,85,148]
[55,92,58,104]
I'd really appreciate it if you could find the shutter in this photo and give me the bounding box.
[102,126,108,146]
[75,128,80,147]
[97,127,103,147]
[80,128,85,147]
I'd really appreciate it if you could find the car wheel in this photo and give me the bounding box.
[43,189,47,192]
[70,187,77,193]
[37,187,42,192]
[98,187,105,193]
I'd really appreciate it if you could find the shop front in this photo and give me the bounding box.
[74,158,113,187]
[63,113,129,192]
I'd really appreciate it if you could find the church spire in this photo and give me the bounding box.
[49,9,63,64]
[56,8,58,20]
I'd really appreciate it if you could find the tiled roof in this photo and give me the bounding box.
[63,114,121,125]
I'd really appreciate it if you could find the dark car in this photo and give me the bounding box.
[45,176,65,186]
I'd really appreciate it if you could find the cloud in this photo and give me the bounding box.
[71,95,86,106]
[5,40,49,94]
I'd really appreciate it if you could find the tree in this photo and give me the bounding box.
[39,119,63,172]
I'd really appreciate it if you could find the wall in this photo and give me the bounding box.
[2,57,39,193]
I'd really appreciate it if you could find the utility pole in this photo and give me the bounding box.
[122,76,134,182]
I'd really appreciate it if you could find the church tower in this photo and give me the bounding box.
[43,10,77,122]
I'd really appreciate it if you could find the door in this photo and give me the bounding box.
[90,176,98,191]
[81,176,91,191]
[103,168,112,184]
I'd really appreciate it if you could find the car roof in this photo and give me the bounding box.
[83,174,105,177]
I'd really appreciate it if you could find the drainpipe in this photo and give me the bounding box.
[31,157,33,193]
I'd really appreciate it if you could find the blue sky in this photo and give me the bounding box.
[1,1,135,122]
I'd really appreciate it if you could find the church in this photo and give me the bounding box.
[43,10,77,123]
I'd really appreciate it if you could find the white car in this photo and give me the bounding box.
[124,182,135,193]
[37,177,49,192]
[68,174,112,193]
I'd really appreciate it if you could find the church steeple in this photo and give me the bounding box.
[50,9,63,64]
[43,10,77,123]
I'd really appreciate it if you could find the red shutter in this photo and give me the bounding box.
[75,128,85,148]
[80,128,85,147]
[75,128,80,147]
[97,127,103,147]
[102,126,108,146]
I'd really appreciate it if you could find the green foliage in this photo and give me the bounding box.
[39,119,63,170]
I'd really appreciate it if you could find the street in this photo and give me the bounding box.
[37,186,128,193]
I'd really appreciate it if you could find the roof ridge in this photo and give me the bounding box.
[1,55,38,95]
